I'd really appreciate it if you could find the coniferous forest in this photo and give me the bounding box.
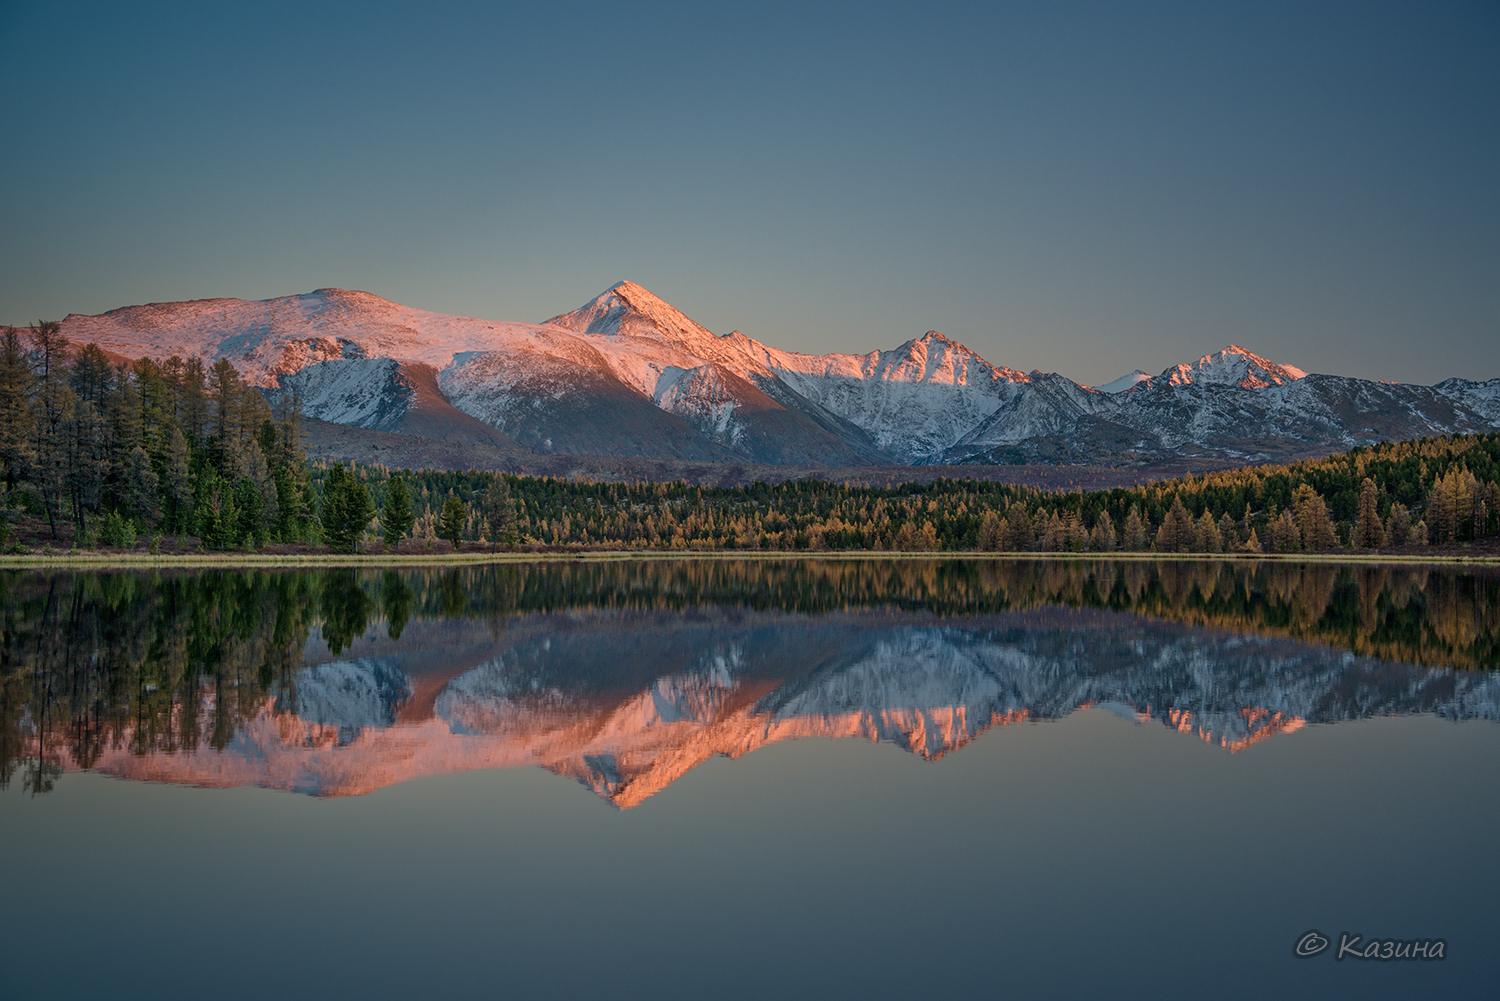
[1,323,1499,556]
[0,323,316,552]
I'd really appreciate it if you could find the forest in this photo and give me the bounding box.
[0,323,315,551]
[347,433,1500,554]
[1,322,1498,555]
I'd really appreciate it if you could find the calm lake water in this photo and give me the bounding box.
[3,558,1498,999]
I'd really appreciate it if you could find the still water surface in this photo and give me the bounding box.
[2,559,1498,998]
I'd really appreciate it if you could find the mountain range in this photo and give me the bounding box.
[55,282,1500,470]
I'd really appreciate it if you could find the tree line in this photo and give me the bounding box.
[1,324,1497,555]
[331,433,1500,554]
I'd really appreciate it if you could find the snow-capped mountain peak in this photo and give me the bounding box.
[545,280,721,350]
[1092,370,1152,394]
[1160,345,1307,389]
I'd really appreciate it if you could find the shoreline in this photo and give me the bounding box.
[1,549,1497,569]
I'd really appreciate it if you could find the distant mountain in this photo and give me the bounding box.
[1092,370,1151,394]
[55,283,1500,469]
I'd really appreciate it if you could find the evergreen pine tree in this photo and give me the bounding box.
[179,357,208,448]
[342,475,374,554]
[483,476,517,552]
[439,495,467,550]
[194,470,238,550]
[0,327,33,487]
[124,445,161,527]
[164,426,192,534]
[322,465,373,553]
[29,321,72,539]
[320,465,351,551]
[383,476,415,548]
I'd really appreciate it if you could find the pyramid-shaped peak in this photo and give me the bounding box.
[545,282,720,347]
[1216,344,1279,367]
[910,330,981,354]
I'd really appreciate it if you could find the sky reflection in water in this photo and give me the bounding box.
[2,559,1497,999]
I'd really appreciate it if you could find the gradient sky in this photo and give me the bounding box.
[2,0,1496,386]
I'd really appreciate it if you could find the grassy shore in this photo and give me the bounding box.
[2,548,1498,569]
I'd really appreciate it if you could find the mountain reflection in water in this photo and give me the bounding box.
[3,559,1497,804]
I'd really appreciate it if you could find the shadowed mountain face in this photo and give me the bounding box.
[3,560,1496,805]
[52,284,1500,469]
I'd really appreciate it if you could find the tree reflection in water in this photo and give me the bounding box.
[1,559,1496,798]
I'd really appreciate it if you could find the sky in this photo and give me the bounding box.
[1,0,1496,387]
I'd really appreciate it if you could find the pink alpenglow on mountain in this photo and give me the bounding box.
[51,282,1500,468]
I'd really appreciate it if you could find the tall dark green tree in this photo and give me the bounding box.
[346,475,375,553]
[382,476,415,548]
[163,427,193,534]
[483,476,517,552]
[193,470,239,550]
[322,464,374,554]
[439,495,466,550]
[28,321,73,538]
[0,327,33,487]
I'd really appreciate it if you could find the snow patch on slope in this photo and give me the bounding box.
[654,365,743,443]
[1435,378,1500,423]
[1093,370,1151,394]
[273,358,411,430]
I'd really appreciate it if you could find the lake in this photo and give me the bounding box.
[2,558,1497,999]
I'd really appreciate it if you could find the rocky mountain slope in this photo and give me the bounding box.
[55,283,1500,469]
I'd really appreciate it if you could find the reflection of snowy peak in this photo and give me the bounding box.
[277,657,412,744]
[56,284,1500,469]
[74,611,1500,804]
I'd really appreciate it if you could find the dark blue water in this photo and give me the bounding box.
[2,559,1496,999]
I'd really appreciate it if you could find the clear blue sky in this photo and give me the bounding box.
[2,0,1496,386]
